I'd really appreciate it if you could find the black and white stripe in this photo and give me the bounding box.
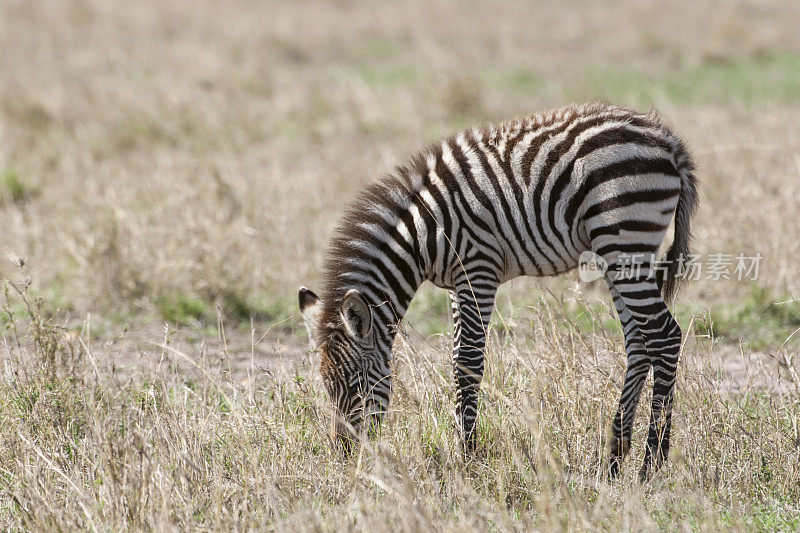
[299,102,698,480]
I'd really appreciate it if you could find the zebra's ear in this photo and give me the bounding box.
[299,286,320,313]
[298,286,322,346]
[340,289,372,342]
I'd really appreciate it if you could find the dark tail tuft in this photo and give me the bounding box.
[656,159,698,302]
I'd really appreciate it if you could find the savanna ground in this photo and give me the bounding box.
[1,0,800,530]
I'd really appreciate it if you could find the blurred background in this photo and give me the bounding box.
[1,0,799,347]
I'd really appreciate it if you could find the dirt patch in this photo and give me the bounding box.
[72,323,313,385]
[702,345,800,395]
[76,322,800,397]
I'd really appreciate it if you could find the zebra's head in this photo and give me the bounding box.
[298,286,391,452]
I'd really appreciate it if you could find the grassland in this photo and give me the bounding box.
[1,0,799,530]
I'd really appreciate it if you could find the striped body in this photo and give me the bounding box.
[299,102,697,480]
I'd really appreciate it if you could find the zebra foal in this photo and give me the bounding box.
[298,102,698,480]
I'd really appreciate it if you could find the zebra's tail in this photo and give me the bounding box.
[657,157,699,303]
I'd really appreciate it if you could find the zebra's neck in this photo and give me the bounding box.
[324,263,418,351]
[318,169,430,351]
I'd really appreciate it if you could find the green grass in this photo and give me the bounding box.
[500,68,543,93]
[0,169,38,204]
[155,292,207,324]
[695,285,800,350]
[403,283,452,337]
[353,64,419,88]
[575,52,800,107]
[154,288,296,329]
[345,51,800,114]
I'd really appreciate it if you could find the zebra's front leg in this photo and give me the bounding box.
[451,284,496,454]
[606,282,651,479]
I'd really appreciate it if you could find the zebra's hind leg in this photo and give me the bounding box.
[605,280,651,479]
[607,272,682,481]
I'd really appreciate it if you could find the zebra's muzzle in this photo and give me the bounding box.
[331,413,358,454]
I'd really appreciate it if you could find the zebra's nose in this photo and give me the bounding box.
[331,416,354,454]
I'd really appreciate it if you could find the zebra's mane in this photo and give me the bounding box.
[316,150,432,346]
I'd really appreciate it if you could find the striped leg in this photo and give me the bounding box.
[606,280,651,479]
[451,282,497,454]
[449,289,462,356]
[608,273,682,481]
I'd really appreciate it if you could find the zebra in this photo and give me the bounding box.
[298,102,698,480]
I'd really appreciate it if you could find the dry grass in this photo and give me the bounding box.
[2,276,799,530]
[1,0,800,530]
[1,0,799,320]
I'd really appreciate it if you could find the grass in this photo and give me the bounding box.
[2,280,799,530]
[0,169,38,204]
[1,1,799,324]
[1,0,800,529]
[154,292,207,325]
[575,52,800,108]
[153,289,296,331]
[695,285,800,350]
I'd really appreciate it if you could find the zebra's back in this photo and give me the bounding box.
[421,102,693,284]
